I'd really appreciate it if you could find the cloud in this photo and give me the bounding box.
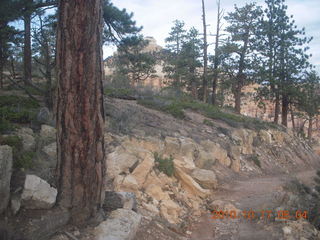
[105,0,320,73]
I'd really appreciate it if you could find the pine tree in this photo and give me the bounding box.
[114,35,157,84]
[223,3,262,114]
[256,0,312,126]
[163,20,187,89]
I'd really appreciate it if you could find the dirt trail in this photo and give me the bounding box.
[190,170,316,240]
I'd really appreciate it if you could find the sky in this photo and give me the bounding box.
[104,0,320,73]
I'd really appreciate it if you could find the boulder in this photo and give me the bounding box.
[174,166,210,198]
[259,130,272,144]
[37,107,54,125]
[232,129,256,154]
[106,148,139,179]
[164,137,180,155]
[0,145,13,213]
[94,209,141,240]
[115,175,139,193]
[42,142,57,160]
[131,155,154,186]
[21,175,57,209]
[145,184,170,201]
[16,127,36,151]
[191,168,218,189]
[40,124,56,143]
[11,194,21,215]
[103,191,137,212]
[200,141,231,167]
[195,148,215,169]
[160,199,182,224]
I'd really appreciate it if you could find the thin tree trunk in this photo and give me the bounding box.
[23,12,32,86]
[308,117,313,141]
[234,88,241,114]
[281,94,289,127]
[274,91,280,124]
[212,0,222,105]
[56,0,105,225]
[290,104,295,131]
[201,0,208,102]
[0,63,3,89]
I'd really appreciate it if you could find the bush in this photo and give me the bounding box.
[0,135,35,169]
[0,95,39,128]
[104,87,137,99]
[0,119,15,134]
[248,154,261,168]
[0,95,39,109]
[154,152,174,177]
[0,135,23,151]
[14,151,35,169]
[203,119,214,126]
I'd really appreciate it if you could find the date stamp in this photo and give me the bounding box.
[211,210,308,220]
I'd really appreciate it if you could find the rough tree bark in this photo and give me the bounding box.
[201,0,208,102]
[56,0,105,225]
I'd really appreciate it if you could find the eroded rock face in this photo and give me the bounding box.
[21,175,57,209]
[42,142,57,160]
[174,166,210,198]
[40,125,56,143]
[103,191,137,212]
[0,145,13,213]
[16,127,36,151]
[191,168,218,189]
[94,209,141,240]
[107,148,139,179]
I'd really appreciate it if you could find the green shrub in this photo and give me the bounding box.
[154,152,174,177]
[0,119,15,133]
[0,135,23,151]
[104,87,136,99]
[0,95,39,109]
[203,119,214,126]
[14,151,35,169]
[0,95,38,126]
[248,154,261,168]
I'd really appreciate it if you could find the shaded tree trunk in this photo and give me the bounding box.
[56,0,105,225]
[274,91,280,124]
[201,0,208,102]
[290,104,295,131]
[23,12,32,86]
[281,94,289,127]
[308,117,313,141]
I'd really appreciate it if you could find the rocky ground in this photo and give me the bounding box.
[1,96,320,240]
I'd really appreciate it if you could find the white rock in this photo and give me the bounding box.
[16,127,35,151]
[40,124,56,143]
[42,142,57,159]
[21,175,57,209]
[94,209,141,240]
[191,168,218,189]
[0,145,13,213]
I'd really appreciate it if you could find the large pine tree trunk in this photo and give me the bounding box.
[56,0,105,225]
[23,12,32,86]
